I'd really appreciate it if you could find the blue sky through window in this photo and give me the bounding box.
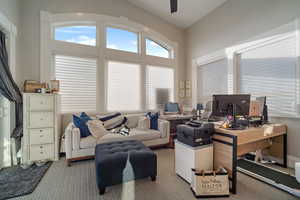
[146,38,169,58]
[55,26,96,46]
[106,27,138,53]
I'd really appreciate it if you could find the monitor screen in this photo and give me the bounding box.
[212,94,251,117]
[164,102,179,112]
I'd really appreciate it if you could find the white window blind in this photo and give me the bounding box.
[55,55,97,113]
[146,66,174,110]
[239,35,299,117]
[107,61,141,111]
[197,59,228,101]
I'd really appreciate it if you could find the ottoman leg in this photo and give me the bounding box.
[99,187,106,195]
[151,176,156,181]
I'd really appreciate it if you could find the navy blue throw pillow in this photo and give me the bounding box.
[73,112,92,138]
[147,112,159,130]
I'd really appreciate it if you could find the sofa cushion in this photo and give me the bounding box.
[80,129,161,149]
[87,120,109,139]
[73,112,92,138]
[97,112,127,130]
[98,129,161,144]
[137,117,150,130]
[147,112,159,130]
[80,135,97,149]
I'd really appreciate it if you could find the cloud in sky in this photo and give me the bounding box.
[67,35,96,46]
[107,44,118,49]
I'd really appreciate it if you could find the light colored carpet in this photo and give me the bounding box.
[13,149,298,200]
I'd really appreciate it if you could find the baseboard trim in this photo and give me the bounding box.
[287,155,300,168]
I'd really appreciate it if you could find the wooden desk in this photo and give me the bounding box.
[213,124,287,194]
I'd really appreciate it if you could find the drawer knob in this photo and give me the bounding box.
[40,135,43,137]
[40,146,43,149]
[40,152,43,154]
[40,130,43,132]
[40,118,44,121]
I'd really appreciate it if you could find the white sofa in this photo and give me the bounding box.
[63,113,170,166]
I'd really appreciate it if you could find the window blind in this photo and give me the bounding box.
[55,55,97,113]
[146,66,174,110]
[197,58,228,101]
[107,61,141,111]
[239,35,298,117]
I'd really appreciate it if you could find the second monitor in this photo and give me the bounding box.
[212,94,251,117]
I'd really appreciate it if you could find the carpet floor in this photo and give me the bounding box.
[12,149,298,200]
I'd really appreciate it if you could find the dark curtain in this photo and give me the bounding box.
[0,30,23,140]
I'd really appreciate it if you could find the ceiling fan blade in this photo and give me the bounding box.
[170,0,177,13]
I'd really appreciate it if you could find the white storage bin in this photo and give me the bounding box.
[175,140,213,183]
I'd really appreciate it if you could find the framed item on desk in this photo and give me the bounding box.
[186,80,191,89]
[186,88,191,97]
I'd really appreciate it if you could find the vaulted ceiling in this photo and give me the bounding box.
[128,0,227,28]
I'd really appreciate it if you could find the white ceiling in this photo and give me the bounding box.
[128,0,227,29]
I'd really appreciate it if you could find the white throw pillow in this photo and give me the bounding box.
[86,120,109,139]
[137,117,150,130]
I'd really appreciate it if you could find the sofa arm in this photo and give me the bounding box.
[64,123,80,160]
[158,119,170,138]
[72,128,80,150]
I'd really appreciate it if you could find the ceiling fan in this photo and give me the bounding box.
[170,0,178,14]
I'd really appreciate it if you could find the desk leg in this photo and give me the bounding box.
[283,134,287,168]
[232,136,237,194]
[213,133,237,194]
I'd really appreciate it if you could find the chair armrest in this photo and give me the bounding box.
[158,119,170,138]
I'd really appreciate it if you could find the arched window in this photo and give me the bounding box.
[146,38,170,58]
[41,12,178,113]
[54,25,96,46]
[106,27,138,53]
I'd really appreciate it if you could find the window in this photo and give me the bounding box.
[42,12,177,113]
[54,26,96,46]
[107,61,141,111]
[239,35,299,117]
[197,59,228,101]
[146,66,174,109]
[106,27,138,53]
[146,38,170,58]
[55,55,97,113]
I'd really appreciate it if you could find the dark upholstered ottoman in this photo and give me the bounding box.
[95,140,157,195]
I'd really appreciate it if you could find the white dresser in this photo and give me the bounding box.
[22,93,60,164]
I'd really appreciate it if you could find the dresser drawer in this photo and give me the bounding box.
[29,95,54,111]
[29,112,54,128]
[30,128,54,145]
[30,144,54,161]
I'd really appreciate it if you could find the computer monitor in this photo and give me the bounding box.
[164,102,180,113]
[212,94,251,117]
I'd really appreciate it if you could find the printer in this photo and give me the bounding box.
[177,121,214,147]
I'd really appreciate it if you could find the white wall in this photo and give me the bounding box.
[186,0,300,161]
[19,0,186,99]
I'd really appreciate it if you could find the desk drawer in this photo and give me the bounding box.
[30,128,54,145]
[29,112,54,128]
[30,144,54,161]
[29,95,54,111]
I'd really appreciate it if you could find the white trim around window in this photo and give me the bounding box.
[192,20,300,118]
[40,11,178,113]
